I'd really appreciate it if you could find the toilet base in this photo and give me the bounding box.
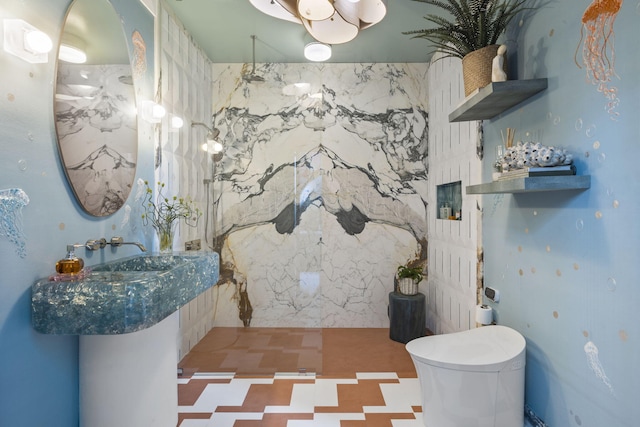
[413,360,524,427]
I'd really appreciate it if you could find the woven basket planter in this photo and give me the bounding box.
[461,44,507,96]
[398,277,419,296]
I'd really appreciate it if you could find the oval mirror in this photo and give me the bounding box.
[54,0,137,217]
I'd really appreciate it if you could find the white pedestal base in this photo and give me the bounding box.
[79,312,179,427]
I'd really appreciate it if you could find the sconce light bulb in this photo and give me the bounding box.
[212,142,224,153]
[25,30,52,54]
[151,104,166,119]
[171,116,184,129]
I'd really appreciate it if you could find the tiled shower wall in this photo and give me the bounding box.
[158,4,216,358]
[425,54,481,334]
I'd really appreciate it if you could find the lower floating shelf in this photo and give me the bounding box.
[466,175,591,194]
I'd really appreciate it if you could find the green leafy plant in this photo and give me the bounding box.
[403,0,533,60]
[141,180,201,232]
[397,265,424,282]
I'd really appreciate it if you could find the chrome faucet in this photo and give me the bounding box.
[109,236,147,252]
[85,237,146,252]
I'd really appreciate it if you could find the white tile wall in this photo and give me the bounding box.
[426,54,482,334]
[158,4,216,359]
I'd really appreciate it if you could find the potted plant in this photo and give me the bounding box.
[397,265,424,295]
[404,0,533,95]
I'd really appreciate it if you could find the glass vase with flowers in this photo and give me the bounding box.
[141,181,201,252]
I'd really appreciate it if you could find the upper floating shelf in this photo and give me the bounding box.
[449,79,548,122]
[466,175,591,194]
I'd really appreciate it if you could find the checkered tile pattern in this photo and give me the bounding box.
[178,372,423,427]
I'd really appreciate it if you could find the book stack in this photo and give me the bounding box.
[497,164,576,181]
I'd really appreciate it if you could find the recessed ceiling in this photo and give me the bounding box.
[166,0,436,63]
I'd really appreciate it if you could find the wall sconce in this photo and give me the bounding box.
[140,100,166,123]
[170,115,184,129]
[192,122,223,154]
[304,42,332,62]
[3,19,53,63]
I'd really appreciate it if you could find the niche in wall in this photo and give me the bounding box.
[436,181,462,220]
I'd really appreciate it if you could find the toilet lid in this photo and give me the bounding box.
[405,325,526,372]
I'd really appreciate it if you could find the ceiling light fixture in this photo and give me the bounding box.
[59,34,87,64]
[249,0,386,45]
[59,44,87,63]
[304,42,331,62]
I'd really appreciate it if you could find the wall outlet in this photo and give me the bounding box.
[185,239,201,251]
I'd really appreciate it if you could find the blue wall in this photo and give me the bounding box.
[0,1,154,425]
[482,1,639,426]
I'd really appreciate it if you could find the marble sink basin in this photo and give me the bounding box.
[31,252,219,335]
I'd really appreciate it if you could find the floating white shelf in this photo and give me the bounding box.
[449,79,548,122]
[466,175,591,194]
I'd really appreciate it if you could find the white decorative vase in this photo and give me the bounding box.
[398,277,419,296]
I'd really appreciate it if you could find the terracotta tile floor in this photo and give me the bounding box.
[178,328,423,426]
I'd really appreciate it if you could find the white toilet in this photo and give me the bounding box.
[406,325,526,427]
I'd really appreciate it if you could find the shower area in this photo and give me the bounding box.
[158,9,429,377]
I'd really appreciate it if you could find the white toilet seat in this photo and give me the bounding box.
[406,325,526,372]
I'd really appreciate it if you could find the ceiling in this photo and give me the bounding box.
[166,0,436,63]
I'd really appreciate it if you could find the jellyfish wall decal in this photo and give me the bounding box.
[575,0,623,119]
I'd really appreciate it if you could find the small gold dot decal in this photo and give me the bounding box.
[519,269,524,276]
[531,267,536,274]
[593,140,601,149]
[583,330,589,338]
[518,246,522,252]
[549,29,554,36]
[546,245,551,252]
[524,228,529,234]
[595,211,603,219]
[553,311,559,319]
[613,200,619,208]
[7,93,15,102]
[556,269,562,277]
[59,223,65,230]
[574,263,579,270]
[619,330,628,342]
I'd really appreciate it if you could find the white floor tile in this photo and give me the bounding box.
[378,378,422,411]
[356,372,399,380]
[206,412,263,427]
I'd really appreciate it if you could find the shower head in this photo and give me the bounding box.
[243,73,265,83]
[242,35,265,83]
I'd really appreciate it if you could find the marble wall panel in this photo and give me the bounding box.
[210,63,429,328]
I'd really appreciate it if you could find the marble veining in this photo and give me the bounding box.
[31,252,219,335]
[55,64,137,217]
[209,63,429,327]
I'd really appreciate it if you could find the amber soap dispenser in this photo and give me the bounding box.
[55,245,84,274]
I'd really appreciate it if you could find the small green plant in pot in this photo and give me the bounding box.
[397,265,424,295]
[403,0,535,95]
